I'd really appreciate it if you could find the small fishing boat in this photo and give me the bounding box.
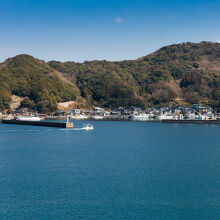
[82,124,94,130]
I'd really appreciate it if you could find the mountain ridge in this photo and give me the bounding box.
[0,41,220,112]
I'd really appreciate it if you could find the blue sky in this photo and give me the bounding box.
[0,0,220,62]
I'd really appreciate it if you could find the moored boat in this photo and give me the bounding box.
[91,115,104,120]
[70,114,88,120]
[131,113,152,121]
[15,116,42,121]
[157,113,174,120]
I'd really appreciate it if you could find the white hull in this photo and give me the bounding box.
[15,116,41,121]
[91,115,103,120]
[131,114,151,121]
[158,115,174,120]
[70,115,88,120]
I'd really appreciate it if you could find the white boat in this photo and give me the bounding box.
[131,113,151,121]
[82,124,94,130]
[70,114,88,120]
[15,116,42,121]
[91,115,103,120]
[158,113,174,120]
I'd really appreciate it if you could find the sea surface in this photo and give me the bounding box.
[0,121,219,220]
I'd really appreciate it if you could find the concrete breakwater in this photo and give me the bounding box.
[162,119,220,124]
[1,118,220,126]
[1,120,73,128]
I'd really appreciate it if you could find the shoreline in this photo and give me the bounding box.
[1,118,220,125]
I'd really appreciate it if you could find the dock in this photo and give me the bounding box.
[162,120,220,124]
[1,120,73,128]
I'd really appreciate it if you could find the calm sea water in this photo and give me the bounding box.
[0,121,219,220]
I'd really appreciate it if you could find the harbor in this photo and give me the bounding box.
[1,104,220,125]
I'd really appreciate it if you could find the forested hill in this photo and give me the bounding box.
[0,55,79,112]
[1,41,220,112]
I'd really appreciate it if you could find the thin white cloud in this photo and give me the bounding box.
[115,17,123,23]
[217,40,220,43]
[164,16,174,19]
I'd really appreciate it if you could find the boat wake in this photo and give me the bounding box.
[63,124,94,131]
[81,124,94,130]
[0,124,94,132]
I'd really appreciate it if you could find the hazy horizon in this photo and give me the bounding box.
[1,40,220,64]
